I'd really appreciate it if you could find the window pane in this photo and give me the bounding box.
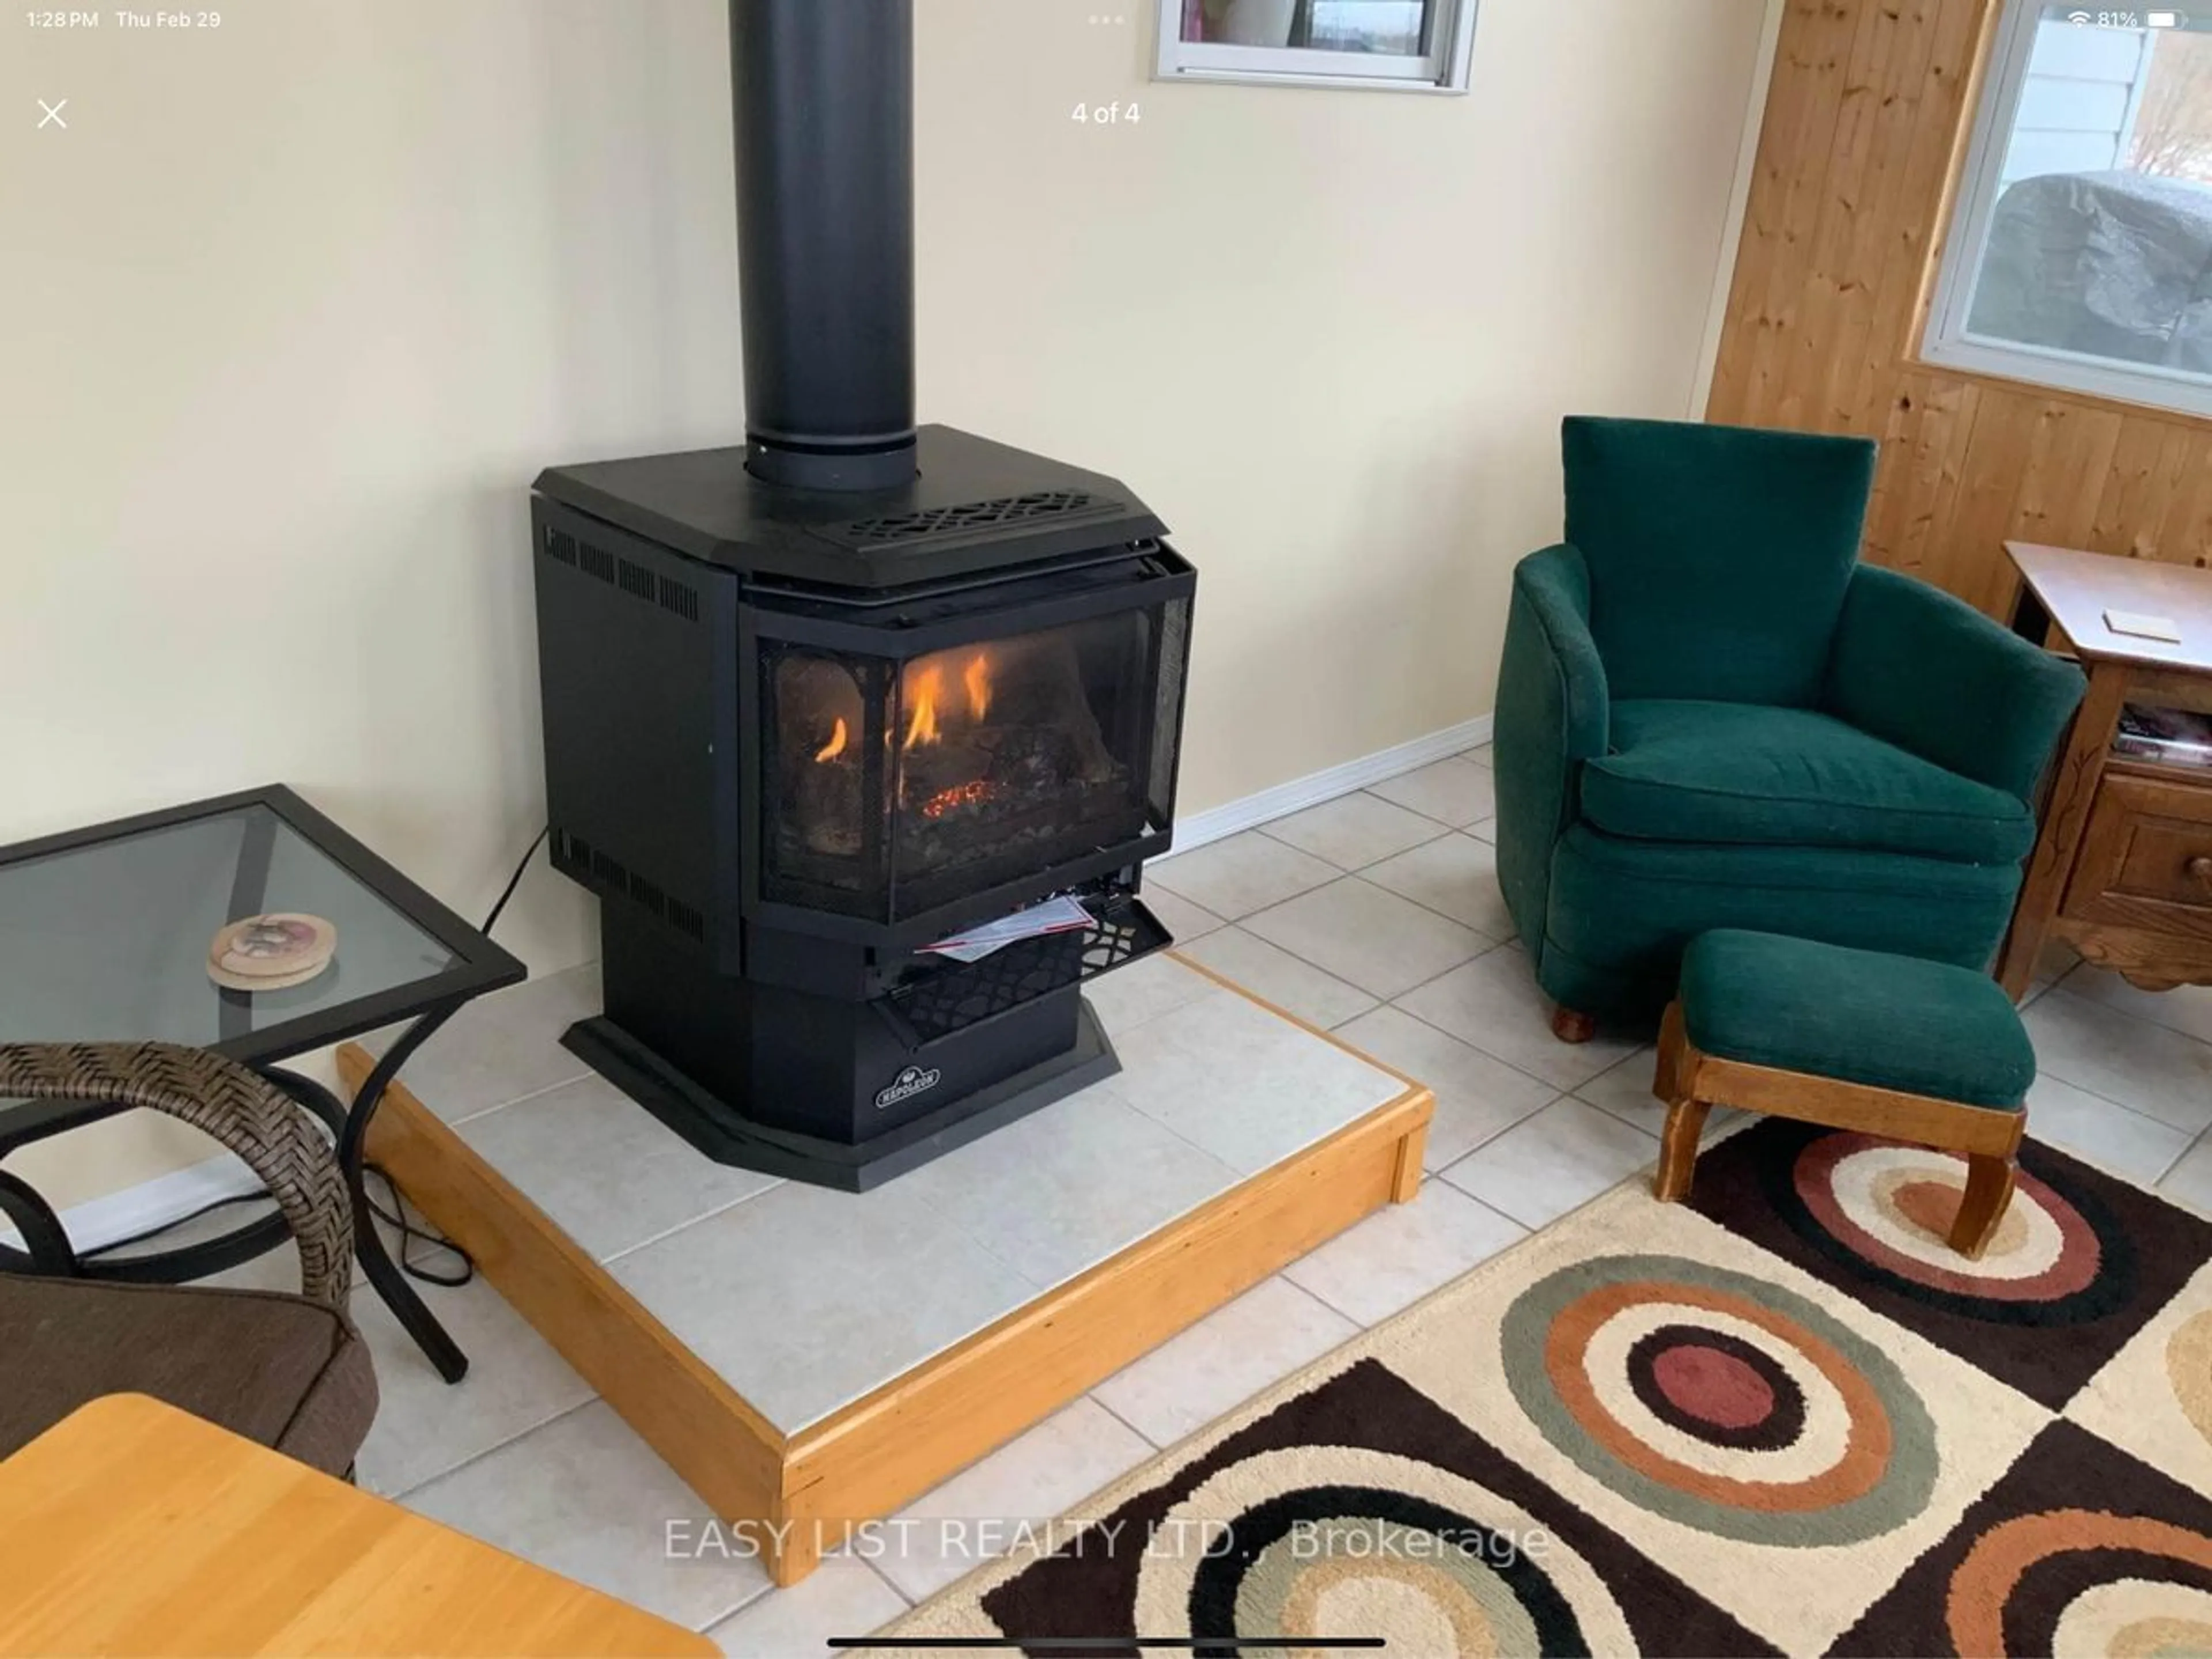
[1180,0,1431,55]
[1965,7,2212,379]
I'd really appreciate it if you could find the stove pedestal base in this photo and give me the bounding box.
[560,998,1119,1193]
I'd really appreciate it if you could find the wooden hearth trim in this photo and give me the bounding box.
[336,961,1432,1588]
[333,1047,789,1513]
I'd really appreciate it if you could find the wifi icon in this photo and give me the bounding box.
[2066,8,2095,20]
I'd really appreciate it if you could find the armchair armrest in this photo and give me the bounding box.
[1493,544,1610,946]
[1824,564,2087,804]
[0,1043,353,1310]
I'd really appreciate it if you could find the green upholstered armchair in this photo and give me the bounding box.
[1493,416,2088,1038]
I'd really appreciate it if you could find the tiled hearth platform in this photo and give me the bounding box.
[336,953,1431,1587]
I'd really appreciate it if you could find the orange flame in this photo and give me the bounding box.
[964,653,993,721]
[815,717,848,763]
[904,666,944,750]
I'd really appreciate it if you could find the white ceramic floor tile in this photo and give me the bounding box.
[2032,938,2085,987]
[1093,1275,1358,1448]
[1468,817,1497,844]
[1111,990,1406,1176]
[1463,743,1493,765]
[707,1558,908,1657]
[1177,926,1378,1030]
[1359,834,1513,937]
[1573,1046,1665,1131]
[608,1180,1040,1433]
[2162,1137,2212,1214]
[1085,955,1224,1040]
[2023,987,2212,1133]
[457,1074,780,1262]
[1147,831,1339,921]
[2062,963,2212,1046]
[361,963,600,1123]
[1367,757,1497,829]
[355,1273,596,1498]
[2023,1075,2192,1187]
[1438,1097,1658,1230]
[872,1400,1154,1601]
[403,1401,767,1632]
[1243,878,1486,1000]
[1261,793,1448,871]
[1139,885,1227,945]
[1282,1178,1525,1327]
[1331,1005,1556,1170]
[1395,945,1641,1090]
[895,1086,1240,1291]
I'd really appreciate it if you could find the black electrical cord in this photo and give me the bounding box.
[357,823,551,1291]
[79,1190,275,1261]
[481,824,550,938]
[362,1164,473,1287]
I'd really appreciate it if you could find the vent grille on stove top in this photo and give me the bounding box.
[830,490,1117,549]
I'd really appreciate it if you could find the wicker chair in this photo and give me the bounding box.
[0,1043,377,1477]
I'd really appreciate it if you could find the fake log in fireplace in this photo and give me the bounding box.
[529,0,1194,1189]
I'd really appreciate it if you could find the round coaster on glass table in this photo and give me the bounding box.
[207,913,337,992]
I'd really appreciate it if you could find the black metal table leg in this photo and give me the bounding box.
[263,1003,471,1384]
[0,1170,77,1277]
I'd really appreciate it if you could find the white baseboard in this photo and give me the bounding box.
[0,1151,262,1258]
[12,719,1494,1255]
[1166,714,1494,857]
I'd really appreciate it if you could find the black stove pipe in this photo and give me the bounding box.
[730,0,918,493]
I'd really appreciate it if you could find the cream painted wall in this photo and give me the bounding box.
[2,0,1770,1210]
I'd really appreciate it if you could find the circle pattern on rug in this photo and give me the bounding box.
[1499,1253,1940,1546]
[2170,1309,2212,1453]
[1767,1132,2133,1325]
[1626,1323,1808,1452]
[1130,1445,1635,1657]
[1946,1509,2212,1657]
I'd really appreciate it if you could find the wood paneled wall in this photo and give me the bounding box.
[1707,0,2212,616]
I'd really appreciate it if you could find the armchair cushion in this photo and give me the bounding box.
[1563,416,1878,706]
[1581,700,2037,863]
[0,1274,376,1478]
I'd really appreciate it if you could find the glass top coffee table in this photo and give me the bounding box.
[0,786,524,1381]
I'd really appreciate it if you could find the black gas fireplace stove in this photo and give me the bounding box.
[531,0,1194,1190]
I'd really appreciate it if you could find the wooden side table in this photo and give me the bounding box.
[0,1395,714,1657]
[1997,541,2212,998]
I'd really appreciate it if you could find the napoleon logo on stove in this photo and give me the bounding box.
[874,1066,942,1111]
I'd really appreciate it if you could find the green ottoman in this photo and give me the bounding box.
[1653,929,2033,1259]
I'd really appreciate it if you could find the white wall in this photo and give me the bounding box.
[2,0,1771,1209]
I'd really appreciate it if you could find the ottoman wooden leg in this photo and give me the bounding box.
[1653,1002,1688,1105]
[1950,1154,2017,1260]
[1654,1100,1710,1203]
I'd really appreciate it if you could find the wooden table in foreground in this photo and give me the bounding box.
[1997,541,2212,999]
[0,1395,713,1658]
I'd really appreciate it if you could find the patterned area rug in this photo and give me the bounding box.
[882,1119,2212,1657]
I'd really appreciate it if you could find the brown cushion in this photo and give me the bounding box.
[0,1273,377,1477]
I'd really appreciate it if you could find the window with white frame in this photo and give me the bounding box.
[1925,2,2212,417]
[1154,0,1478,93]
